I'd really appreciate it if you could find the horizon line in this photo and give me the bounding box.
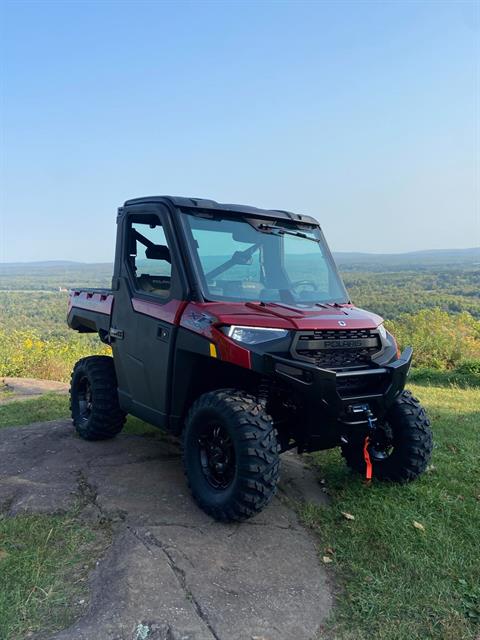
[1,246,479,266]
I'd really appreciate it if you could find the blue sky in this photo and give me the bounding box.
[1,0,478,262]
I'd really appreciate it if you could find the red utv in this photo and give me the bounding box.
[68,196,433,521]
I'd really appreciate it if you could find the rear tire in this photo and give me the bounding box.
[70,356,126,441]
[182,389,280,522]
[341,390,433,482]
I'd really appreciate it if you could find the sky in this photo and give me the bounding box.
[0,0,478,263]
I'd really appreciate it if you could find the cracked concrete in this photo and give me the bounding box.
[0,420,332,640]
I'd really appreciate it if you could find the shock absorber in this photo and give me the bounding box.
[257,377,270,407]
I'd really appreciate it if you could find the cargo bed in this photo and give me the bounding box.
[67,288,114,336]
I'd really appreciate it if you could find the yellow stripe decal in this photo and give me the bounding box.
[209,343,217,358]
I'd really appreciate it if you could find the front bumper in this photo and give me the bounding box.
[258,347,413,450]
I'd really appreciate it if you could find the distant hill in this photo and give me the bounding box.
[334,247,479,262]
[0,262,113,291]
[0,261,111,269]
[0,247,478,290]
[1,248,478,270]
[333,247,480,270]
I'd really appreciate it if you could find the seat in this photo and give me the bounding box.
[137,274,171,298]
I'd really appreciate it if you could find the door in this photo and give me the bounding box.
[110,206,185,428]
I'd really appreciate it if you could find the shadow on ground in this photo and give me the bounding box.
[0,420,332,640]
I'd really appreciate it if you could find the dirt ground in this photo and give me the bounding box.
[0,377,69,404]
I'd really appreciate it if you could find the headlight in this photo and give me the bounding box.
[377,323,387,340]
[221,325,289,344]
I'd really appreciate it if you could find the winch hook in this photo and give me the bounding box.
[363,408,376,483]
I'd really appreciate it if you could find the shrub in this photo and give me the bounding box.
[0,330,110,382]
[456,359,480,376]
[386,309,480,370]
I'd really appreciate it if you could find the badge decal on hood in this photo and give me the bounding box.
[338,320,347,327]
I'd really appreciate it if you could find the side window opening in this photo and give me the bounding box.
[128,218,173,298]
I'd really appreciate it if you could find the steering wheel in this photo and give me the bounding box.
[291,279,319,292]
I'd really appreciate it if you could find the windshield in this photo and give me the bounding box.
[181,213,349,305]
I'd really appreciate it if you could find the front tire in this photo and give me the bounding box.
[341,390,433,482]
[70,356,126,441]
[182,389,280,522]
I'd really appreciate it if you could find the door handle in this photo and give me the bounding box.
[109,327,124,340]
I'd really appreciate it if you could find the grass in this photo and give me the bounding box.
[409,367,480,389]
[0,394,70,428]
[0,393,163,437]
[302,381,480,640]
[0,513,109,640]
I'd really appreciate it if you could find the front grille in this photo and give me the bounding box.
[299,328,378,342]
[292,328,381,370]
[305,349,377,368]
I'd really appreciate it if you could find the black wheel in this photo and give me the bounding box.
[70,356,126,441]
[341,390,433,482]
[182,389,280,522]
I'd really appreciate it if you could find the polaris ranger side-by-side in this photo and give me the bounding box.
[68,196,433,521]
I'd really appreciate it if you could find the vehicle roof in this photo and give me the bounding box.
[123,195,319,226]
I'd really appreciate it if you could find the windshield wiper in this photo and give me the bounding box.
[257,224,320,243]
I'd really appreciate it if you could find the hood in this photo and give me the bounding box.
[196,301,383,331]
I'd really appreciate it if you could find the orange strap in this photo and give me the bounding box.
[363,436,373,481]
